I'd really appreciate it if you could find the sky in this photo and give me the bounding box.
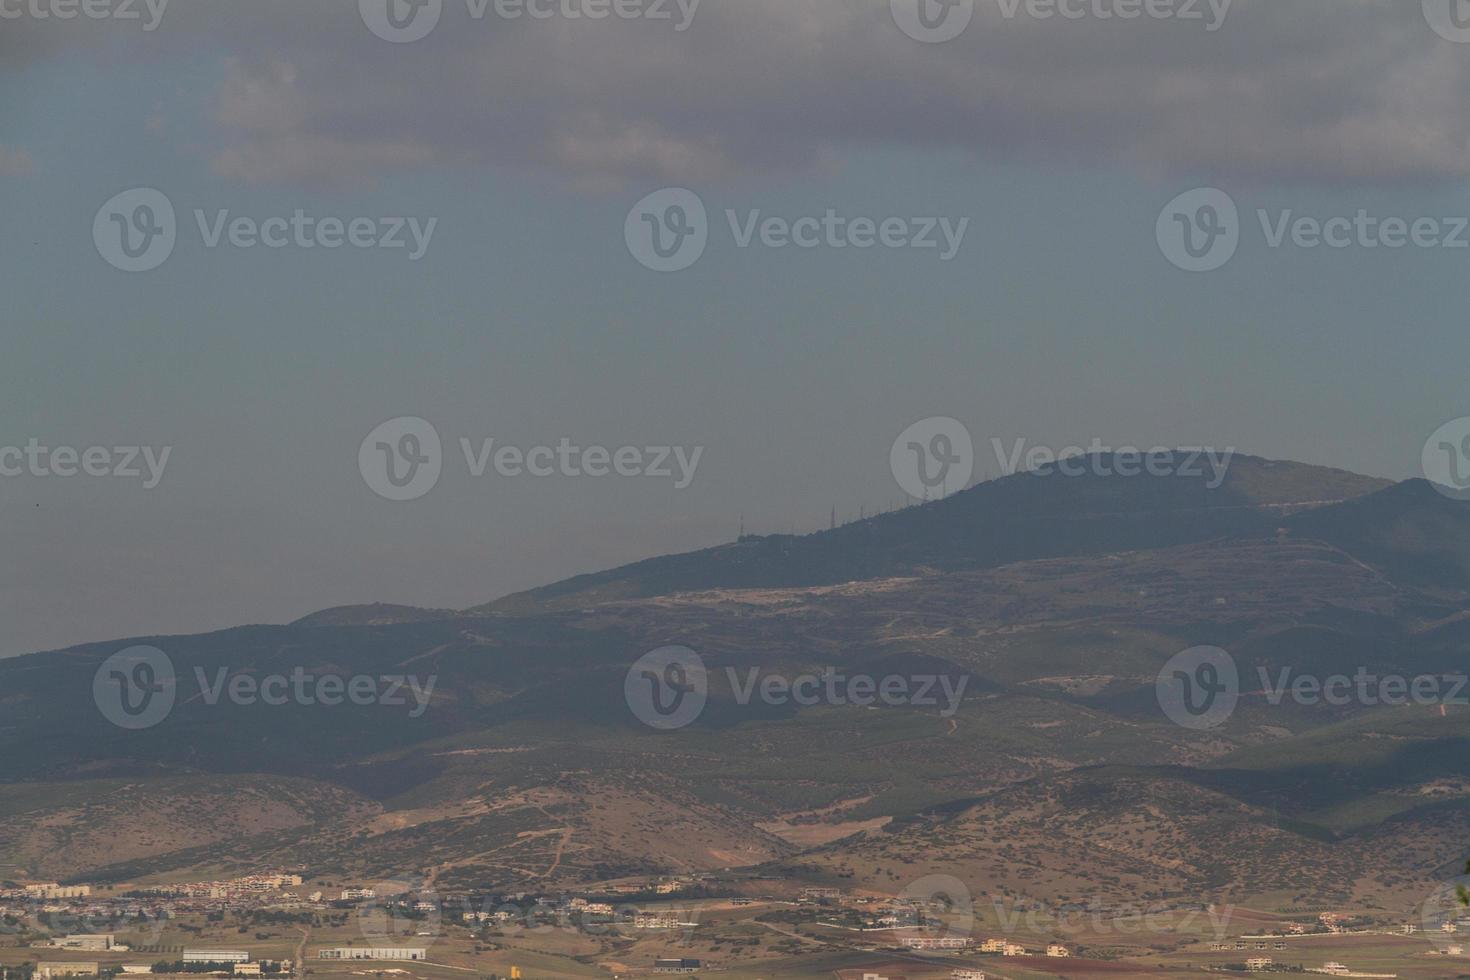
[4,0,1470,656]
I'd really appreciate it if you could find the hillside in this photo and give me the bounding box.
[2,454,1468,914]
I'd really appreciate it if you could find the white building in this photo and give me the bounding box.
[1046,943,1070,957]
[950,970,986,980]
[58,935,115,951]
[1246,957,1272,971]
[900,936,971,950]
[26,884,92,900]
[318,948,425,961]
[182,951,251,964]
[37,964,97,978]
[339,888,376,901]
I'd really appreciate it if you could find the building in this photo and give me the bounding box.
[339,888,376,901]
[1001,943,1025,957]
[900,936,971,950]
[37,965,98,978]
[318,948,425,961]
[652,959,700,974]
[1246,958,1272,971]
[1320,963,1349,976]
[633,911,691,929]
[1046,944,1070,957]
[950,971,985,980]
[26,884,92,900]
[58,935,115,951]
[978,939,1006,954]
[233,964,262,976]
[182,951,251,965]
[121,966,155,975]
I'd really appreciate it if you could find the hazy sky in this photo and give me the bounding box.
[4,0,1470,656]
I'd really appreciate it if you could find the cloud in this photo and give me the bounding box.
[6,0,1468,189]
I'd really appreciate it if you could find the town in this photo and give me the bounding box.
[0,873,1463,980]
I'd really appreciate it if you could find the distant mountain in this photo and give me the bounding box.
[291,602,459,628]
[5,452,1469,910]
[1285,478,1470,589]
[477,454,1388,615]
